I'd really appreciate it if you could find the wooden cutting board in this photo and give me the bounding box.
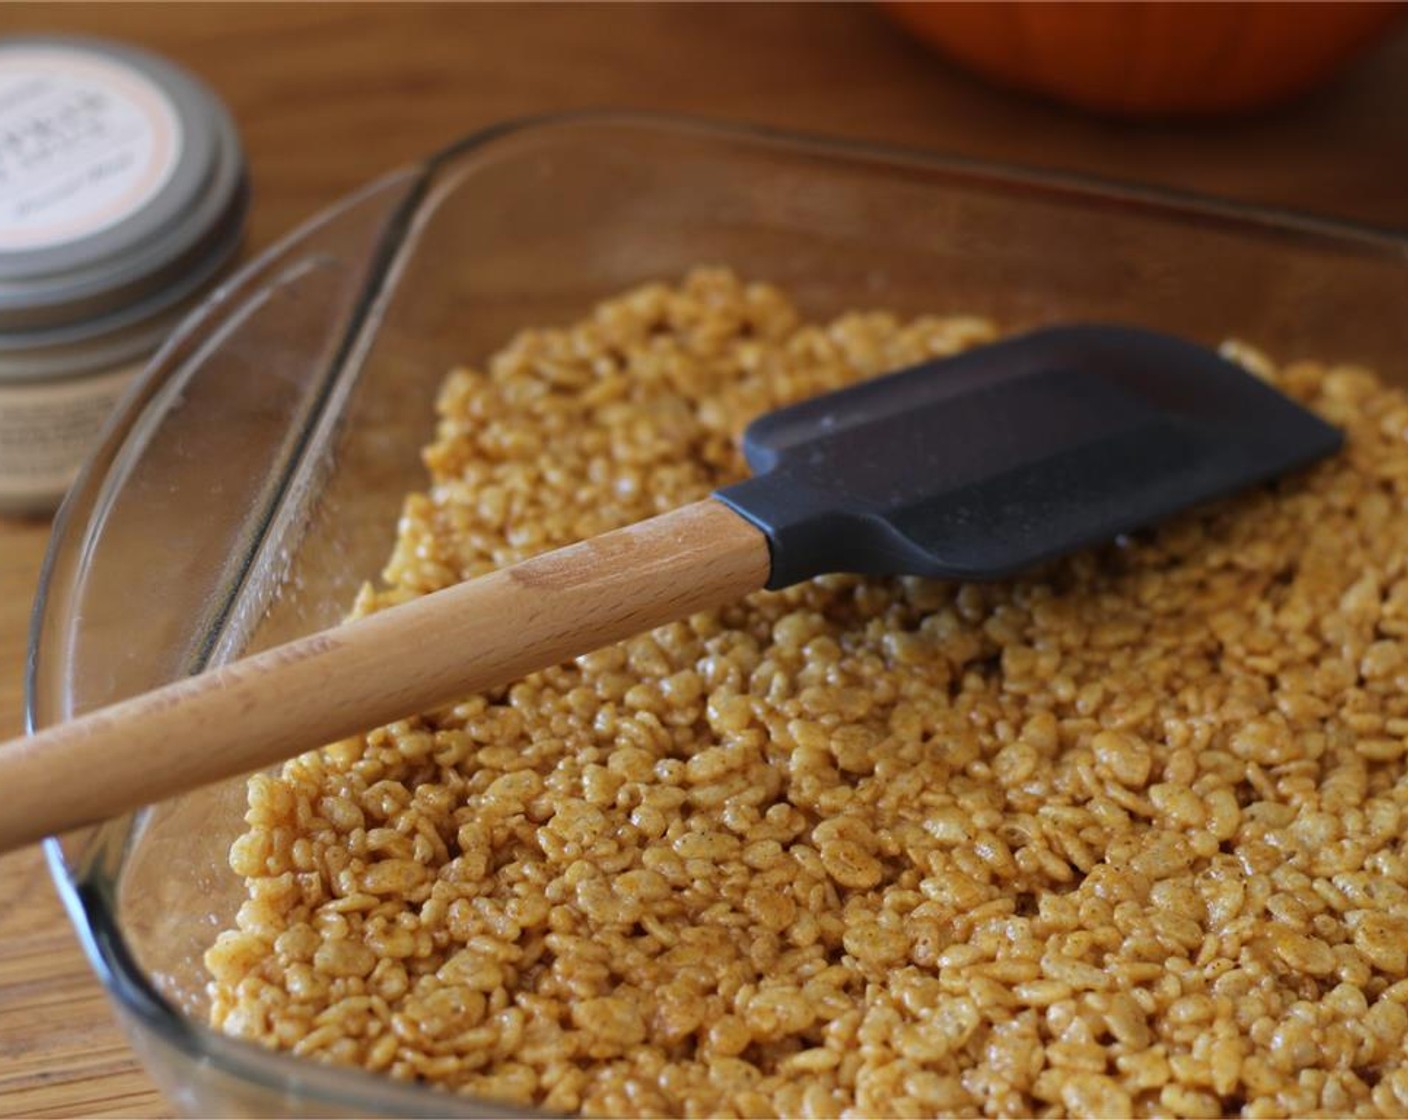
[2,4,1407,1117]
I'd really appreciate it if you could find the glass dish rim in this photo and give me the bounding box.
[27,107,1408,1115]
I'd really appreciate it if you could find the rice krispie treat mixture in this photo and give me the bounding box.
[207,270,1408,1118]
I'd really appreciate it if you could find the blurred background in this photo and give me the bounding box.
[1,3,1406,1115]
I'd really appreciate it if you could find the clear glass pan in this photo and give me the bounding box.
[28,112,1408,1116]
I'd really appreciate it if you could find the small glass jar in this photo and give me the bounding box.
[0,34,248,514]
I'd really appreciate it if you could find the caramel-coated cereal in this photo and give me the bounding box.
[208,271,1408,1117]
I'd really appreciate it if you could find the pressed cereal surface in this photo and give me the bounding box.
[208,270,1408,1118]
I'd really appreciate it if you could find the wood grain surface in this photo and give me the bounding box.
[1,4,1406,1116]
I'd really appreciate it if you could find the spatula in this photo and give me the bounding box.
[0,324,1341,854]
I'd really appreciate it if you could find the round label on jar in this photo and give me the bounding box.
[0,44,182,252]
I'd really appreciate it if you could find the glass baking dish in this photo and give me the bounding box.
[28,112,1408,1117]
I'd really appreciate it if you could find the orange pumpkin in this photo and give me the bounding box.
[880,1,1407,117]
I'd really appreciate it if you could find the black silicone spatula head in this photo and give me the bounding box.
[716,324,1342,589]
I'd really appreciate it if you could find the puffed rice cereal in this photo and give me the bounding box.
[207,269,1408,1118]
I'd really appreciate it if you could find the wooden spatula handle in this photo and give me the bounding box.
[0,499,770,855]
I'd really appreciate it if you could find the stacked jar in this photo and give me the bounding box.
[0,34,248,514]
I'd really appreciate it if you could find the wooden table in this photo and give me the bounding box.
[2,5,1407,1115]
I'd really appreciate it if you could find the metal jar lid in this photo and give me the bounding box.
[0,34,248,370]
